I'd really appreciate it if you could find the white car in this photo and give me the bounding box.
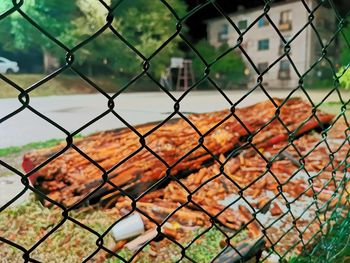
[0,57,19,74]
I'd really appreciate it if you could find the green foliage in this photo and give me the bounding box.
[339,24,350,66]
[1,1,77,52]
[77,0,187,77]
[338,66,350,90]
[192,40,246,89]
[290,211,350,263]
[0,0,187,77]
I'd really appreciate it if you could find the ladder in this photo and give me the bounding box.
[176,59,196,91]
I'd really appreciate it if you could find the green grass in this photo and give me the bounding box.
[0,135,82,177]
[105,227,249,263]
[0,138,65,177]
[319,101,350,118]
[2,197,348,263]
[1,74,96,98]
[0,138,63,157]
[289,211,350,263]
[0,196,117,262]
[0,197,249,263]
[288,100,350,262]
[0,134,84,158]
[0,74,160,98]
[185,228,248,262]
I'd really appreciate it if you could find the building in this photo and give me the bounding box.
[206,0,336,88]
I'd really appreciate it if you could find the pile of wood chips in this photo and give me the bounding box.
[22,98,350,260]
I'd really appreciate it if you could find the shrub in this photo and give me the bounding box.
[337,66,350,90]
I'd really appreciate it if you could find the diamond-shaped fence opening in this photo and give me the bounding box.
[0,0,349,262]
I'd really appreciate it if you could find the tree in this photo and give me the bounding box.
[337,21,350,90]
[1,0,188,77]
[1,1,78,72]
[339,23,350,67]
[338,66,350,90]
[64,0,187,77]
[192,40,246,89]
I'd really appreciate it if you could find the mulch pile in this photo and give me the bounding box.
[22,97,349,261]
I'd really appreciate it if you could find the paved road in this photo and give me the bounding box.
[0,175,29,207]
[0,89,345,148]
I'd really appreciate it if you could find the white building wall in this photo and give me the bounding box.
[206,0,332,89]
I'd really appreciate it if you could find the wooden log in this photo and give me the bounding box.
[22,98,334,206]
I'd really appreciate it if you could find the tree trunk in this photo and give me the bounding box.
[43,48,50,74]
[42,48,59,74]
[21,98,335,207]
[88,63,93,76]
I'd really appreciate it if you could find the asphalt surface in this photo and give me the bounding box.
[0,89,345,148]
[0,89,347,207]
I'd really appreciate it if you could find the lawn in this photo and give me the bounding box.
[0,138,74,178]
[0,74,159,98]
[1,74,96,98]
[0,197,118,262]
[0,197,250,262]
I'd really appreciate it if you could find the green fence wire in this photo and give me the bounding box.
[0,0,349,262]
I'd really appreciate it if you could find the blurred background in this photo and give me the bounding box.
[0,0,349,98]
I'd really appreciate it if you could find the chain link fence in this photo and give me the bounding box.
[0,0,349,262]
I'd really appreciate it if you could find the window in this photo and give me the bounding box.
[258,17,269,27]
[317,18,334,30]
[279,35,291,54]
[280,10,292,24]
[278,60,291,79]
[238,19,248,30]
[258,39,269,50]
[218,24,229,42]
[279,10,292,31]
[257,62,268,73]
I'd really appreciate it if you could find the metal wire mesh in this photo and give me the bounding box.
[0,0,349,262]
